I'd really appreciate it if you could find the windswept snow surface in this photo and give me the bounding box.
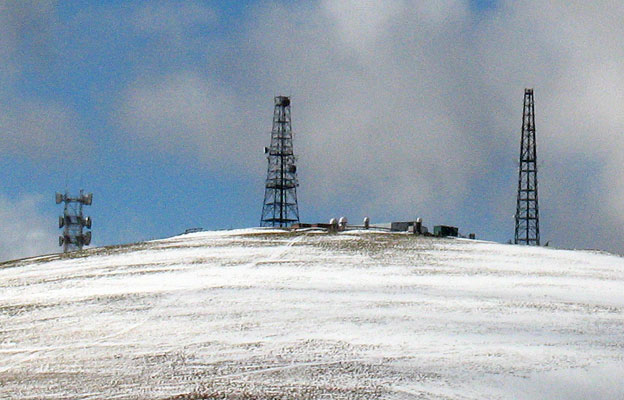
[1,229,623,399]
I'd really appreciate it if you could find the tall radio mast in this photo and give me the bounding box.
[260,96,300,227]
[514,89,540,245]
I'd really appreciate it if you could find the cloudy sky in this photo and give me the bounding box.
[1,0,623,260]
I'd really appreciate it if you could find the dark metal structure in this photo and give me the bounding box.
[514,88,540,245]
[57,190,93,252]
[260,96,300,227]
[434,225,459,238]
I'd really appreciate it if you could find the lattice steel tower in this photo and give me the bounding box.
[57,190,93,252]
[514,88,540,245]
[260,96,300,227]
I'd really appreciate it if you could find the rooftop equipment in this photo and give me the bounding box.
[434,225,458,237]
[391,222,411,232]
[414,218,422,235]
[338,217,348,231]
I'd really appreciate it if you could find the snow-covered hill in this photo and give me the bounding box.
[1,229,623,399]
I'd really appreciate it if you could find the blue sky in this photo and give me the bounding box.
[2,0,624,260]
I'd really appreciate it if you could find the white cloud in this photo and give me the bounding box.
[0,0,55,83]
[115,71,265,170]
[0,194,58,262]
[0,0,88,161]
[0,99,87,160]
[321,0,404,52]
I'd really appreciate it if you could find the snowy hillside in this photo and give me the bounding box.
[1,229,623,399]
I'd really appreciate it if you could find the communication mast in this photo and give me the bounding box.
[514,88,540,245]
[57,190,93,252]
[260,96,300,227]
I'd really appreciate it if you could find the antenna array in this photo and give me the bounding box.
[57,190,93,252]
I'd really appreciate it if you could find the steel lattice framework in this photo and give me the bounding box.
[260,96,300,227]
[57,190,93,253]
[514,89,540,245]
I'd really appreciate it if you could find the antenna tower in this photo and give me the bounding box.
[57,189,93,252]
[260,96,300,227]
[514,88,540,245]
